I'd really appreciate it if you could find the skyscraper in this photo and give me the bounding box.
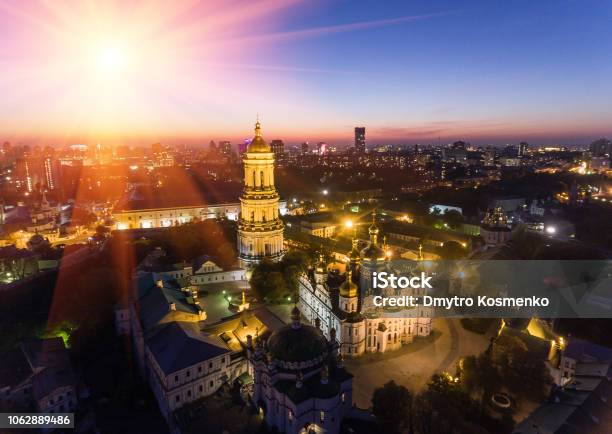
[518,142,529,157]
[354,127,366,154]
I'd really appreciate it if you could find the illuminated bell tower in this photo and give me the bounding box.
[238,120,285,267]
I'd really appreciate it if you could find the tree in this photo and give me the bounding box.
[414,374,484,434]
[492,334,552,401]
[461,353,502,411]
[95,225,110,236]
[372,380,413,434]
[439,240,466,259]
[444,209,464,229]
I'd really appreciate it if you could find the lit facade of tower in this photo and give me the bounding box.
[237,120,285,267]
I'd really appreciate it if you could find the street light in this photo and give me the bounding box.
[322,189,328,195]
[344,220,353,229]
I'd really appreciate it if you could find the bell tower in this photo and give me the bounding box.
[237,120,285,267]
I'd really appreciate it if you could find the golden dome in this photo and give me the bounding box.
[339,269,358,298]
[247,120,271,153]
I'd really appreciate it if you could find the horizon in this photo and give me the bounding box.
[1,0,611,146]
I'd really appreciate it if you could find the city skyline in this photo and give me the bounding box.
[0,0,611,146]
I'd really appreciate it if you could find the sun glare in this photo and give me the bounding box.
[97,43,128,75]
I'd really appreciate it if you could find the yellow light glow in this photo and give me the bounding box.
[345,220,353,229]
[97,42,129,75]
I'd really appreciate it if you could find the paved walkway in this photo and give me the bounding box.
[345,318,493,408]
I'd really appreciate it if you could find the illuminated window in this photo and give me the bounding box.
[320,410,325,423]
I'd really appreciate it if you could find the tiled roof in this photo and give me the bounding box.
[146,322,230,376]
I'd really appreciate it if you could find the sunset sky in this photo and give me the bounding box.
[0,0,611,146]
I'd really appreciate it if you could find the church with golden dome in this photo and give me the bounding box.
[298,214,432,358]
[237,120,285,267]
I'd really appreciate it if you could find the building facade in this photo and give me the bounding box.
[237,121,285,267]
[298,216,433,358]
[247,306,353,434]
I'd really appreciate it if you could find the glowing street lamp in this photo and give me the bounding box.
[344,220,354,229]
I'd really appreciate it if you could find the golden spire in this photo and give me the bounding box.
[255,116,262,137]
[242,290,246,305]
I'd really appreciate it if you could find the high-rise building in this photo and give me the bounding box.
[590,138,612,157]
[518,142,529,157]
[219,140,232,156]
[237,120,285,267]
[301,142,309,155]
[317,142,328,155]
[354,127,366,154]
[43,157,59,190]
[270,139,284,157]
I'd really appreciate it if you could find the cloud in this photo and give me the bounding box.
[229,11,452,46]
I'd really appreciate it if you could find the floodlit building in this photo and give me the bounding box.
[247,306,353,434]
[298,214,432,358]
[480,207,512,247]
[237,120,285,267]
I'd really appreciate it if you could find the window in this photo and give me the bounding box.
[320,410,325,423]
[176,395,180,402]
[174,375,179,382]
[209,380,214,387]
[209,362,213,368]
[187,390,191,397]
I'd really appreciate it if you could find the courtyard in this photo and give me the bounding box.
[345,318,495,408]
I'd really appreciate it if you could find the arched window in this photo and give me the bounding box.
[250,211,255,221]
[252,170,256,187]
[260,171,265,188]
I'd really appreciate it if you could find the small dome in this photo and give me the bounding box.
[247,120,271,153]
[360,243,385,261]
[28,233,45,246]
[339,269,358,298]
[349,238,360,261]
[315,253,327,273]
